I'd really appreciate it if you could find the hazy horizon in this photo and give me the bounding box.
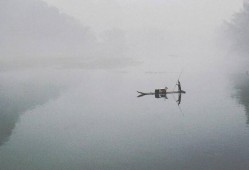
[0,0,246,71]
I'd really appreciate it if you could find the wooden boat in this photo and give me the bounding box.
[137,80,186,105]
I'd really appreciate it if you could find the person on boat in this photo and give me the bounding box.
[165,87,168,93]
[176,80,181,92]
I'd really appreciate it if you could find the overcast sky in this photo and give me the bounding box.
[42,0,244,34]
[0,0,246,70]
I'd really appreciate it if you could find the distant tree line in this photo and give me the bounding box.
[225,1,249,56]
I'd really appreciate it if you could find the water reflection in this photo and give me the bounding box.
[0,79,61,146]
[233,74,249,124]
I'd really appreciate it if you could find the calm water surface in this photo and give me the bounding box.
[0,67,249,170]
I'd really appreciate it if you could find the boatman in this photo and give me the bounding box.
[176,80,181,92]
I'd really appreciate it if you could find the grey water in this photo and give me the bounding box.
[0,64,249,170]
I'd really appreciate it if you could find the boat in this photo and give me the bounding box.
[137,80,186,105]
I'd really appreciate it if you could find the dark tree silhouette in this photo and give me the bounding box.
[225,1,249,125]
[225,1,249,56]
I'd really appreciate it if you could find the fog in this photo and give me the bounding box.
[41,0,244,72]
[222,1,249,125]
[1,0,249,169]
[0,0,245,70]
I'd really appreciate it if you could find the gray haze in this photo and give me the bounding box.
[0,0,94,68]
[1,0,249,170]
[0,0,138,70]
[221,1,249,71]
[222,1,249,125]
[0,0,245,70]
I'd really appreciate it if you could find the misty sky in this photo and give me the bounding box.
[43,0,244,35]
[0,0,246,70]
[41,0,246,69]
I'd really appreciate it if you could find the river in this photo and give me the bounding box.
[0,62,248,170]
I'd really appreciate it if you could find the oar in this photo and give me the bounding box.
[173,69,184,91]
